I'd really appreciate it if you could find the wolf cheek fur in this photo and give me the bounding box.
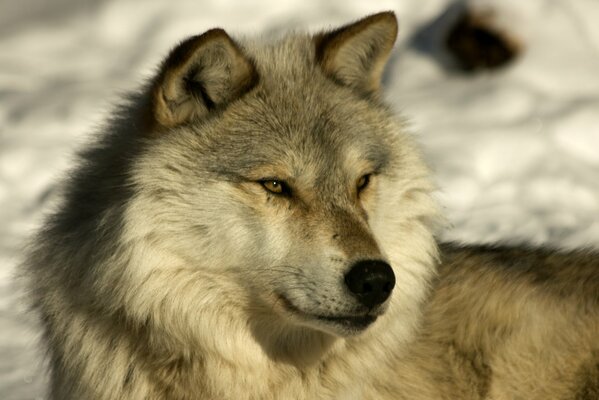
[23,11,599,400]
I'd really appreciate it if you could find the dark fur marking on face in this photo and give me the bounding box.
[329,207,381,260]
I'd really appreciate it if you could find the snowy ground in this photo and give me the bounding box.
[1,0,598,398]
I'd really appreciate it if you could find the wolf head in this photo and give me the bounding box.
[122,12,440,347]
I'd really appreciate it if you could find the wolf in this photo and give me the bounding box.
[23,12,599,400]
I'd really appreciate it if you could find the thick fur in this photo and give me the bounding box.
[23,12,599,399]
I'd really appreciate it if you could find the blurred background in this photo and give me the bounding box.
[1,0,598,398]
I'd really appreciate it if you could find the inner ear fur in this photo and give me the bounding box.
[314,11,398,95]
[152,29,258,128]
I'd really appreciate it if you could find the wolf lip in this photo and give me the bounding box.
[277,294,377,329]
[315,314,377,329]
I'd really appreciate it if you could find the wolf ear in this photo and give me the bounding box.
[151,29,258,128]
[314,12,398,94]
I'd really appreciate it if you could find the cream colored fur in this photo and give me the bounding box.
[24,12,598,400]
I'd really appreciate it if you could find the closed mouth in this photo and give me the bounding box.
[314,313,377,329]
[277,294,378,330]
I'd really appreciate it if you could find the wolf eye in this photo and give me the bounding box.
[260,180,290,196]
[357,174,371,193]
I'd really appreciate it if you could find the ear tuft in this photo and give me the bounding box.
[314,12,398,95]
[152,29,258,128]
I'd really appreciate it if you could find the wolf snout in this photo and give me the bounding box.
[344,260,395,308]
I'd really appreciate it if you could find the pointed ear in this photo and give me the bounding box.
[314,12,398,95]
[151,29,258,128]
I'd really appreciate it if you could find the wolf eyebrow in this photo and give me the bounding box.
[364,147,391,174]
[205,167,249,183]
[206,159,277,181]
[207,164,293,184]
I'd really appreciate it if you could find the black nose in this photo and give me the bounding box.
[344,260,395,308]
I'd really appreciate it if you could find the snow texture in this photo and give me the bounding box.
[1,0,598,398]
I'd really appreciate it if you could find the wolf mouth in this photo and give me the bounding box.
[277,294,378,330]
[314,314,377,329]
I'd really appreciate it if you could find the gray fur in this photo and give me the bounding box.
[22,12,599,399]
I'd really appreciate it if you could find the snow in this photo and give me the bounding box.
[1,0,598,398]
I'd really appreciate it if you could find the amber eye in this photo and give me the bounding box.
[357,174,371,193]
[260,180,290,195]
